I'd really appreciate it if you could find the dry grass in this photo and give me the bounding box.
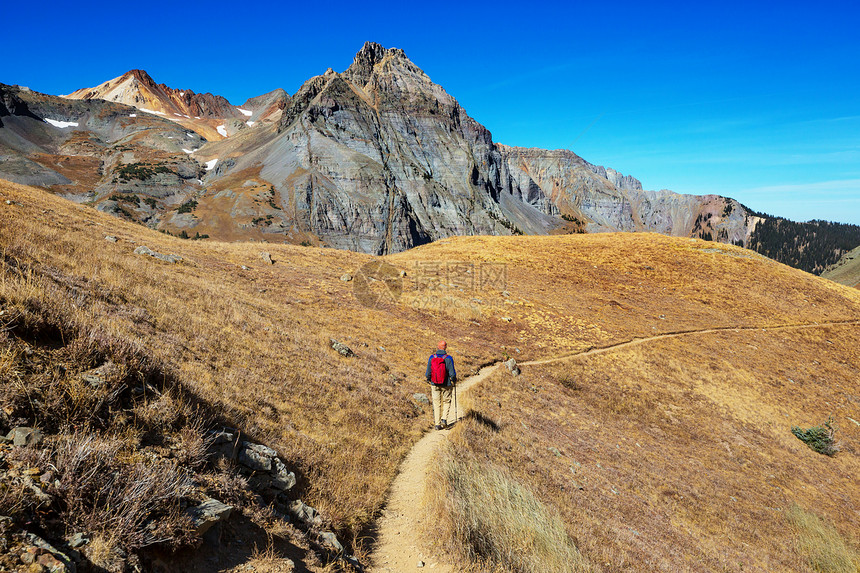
[3,178,860,569]
[787,504,859,573]
[427,436,592,572]
[454,323,860,572]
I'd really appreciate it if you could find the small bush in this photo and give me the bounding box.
[792,417,839,456]
[427,445,591,572]
[787,504,859,573]
[177,200,197,214]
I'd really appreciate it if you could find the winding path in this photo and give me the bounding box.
[368,319,860,571]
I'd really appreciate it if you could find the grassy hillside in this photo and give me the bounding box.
[823,245,860,289]
[2,179,860,571]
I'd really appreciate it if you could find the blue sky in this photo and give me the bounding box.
[6,0,860,224]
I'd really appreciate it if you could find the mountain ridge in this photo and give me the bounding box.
[1,41,856,268]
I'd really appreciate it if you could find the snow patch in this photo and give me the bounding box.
[129,113,137,117]
[204,159,218,171]
[174,113,182,116]
[195,116,201,119]
[139,108,165,115]
[182,148,199,154]
[216,125,228,137]
[246,121,255,127]
[237,108,253,117]
[179,91,185,97]
[44,118,79,128]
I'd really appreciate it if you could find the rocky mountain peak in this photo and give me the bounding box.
[346,41,409,85]
[124,69,157,87]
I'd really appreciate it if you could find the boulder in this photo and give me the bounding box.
[270,458,297,491]
[412,393,429,405]
[504,358,521,376]
[133,245,181,264]
[329,339,354,357]
[207,429,238,460]
[186,497,233,535]
[238,442,277,472]
[340,273,352,282]
[7,427,43,447]
[260,251,274,265]
[319,531,343,553]
[288,499,322,528]
[104,236,117,242]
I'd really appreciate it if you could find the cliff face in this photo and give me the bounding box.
[219,43,560,253]
[498,145,752,242]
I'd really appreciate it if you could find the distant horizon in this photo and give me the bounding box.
[5,0,859,226]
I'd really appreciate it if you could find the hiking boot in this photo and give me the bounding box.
[434,424,442,430]
[440,419,447,429]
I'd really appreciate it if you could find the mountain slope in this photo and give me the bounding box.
[1,41,854,273]
[64,69,272,141]
[823,244,860,288]
[2,179,859,571]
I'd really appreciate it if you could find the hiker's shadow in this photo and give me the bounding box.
[453,410,500,432]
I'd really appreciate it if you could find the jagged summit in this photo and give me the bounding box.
[346,41,410,84]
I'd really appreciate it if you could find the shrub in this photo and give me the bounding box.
[52,433,195,551]
[427,445,591,572]
[177,200,197,214]
[792,417,839,456]
[787,504,859,573]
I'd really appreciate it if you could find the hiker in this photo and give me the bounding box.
[426,340,457,430]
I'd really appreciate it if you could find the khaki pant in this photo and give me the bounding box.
[431,384,453,426]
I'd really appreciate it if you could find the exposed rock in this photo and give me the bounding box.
[340,273,352,282]
[329,339,354,357]
[104,235,117,242]
[7,427,43,447]
[80,361,120,388]
[319,531,343,554]
[207,429,239,460]
[68,533,89,549]
[260,251,273,265]
[239,442,277,472]
[412,393,429,405]
[133,245,182,264]
[186,497,233,535]
[500,316,512,322]
[504,358,521,377]
[270,458,297,491]
[22,532,75,573]
[288,499,322,528]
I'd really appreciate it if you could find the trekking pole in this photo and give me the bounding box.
[454,381,458,424]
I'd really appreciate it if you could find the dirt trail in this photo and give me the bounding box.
[368,319,859,571]
[370,363,499,572]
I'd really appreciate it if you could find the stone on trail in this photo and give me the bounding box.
[505,358,521,376]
